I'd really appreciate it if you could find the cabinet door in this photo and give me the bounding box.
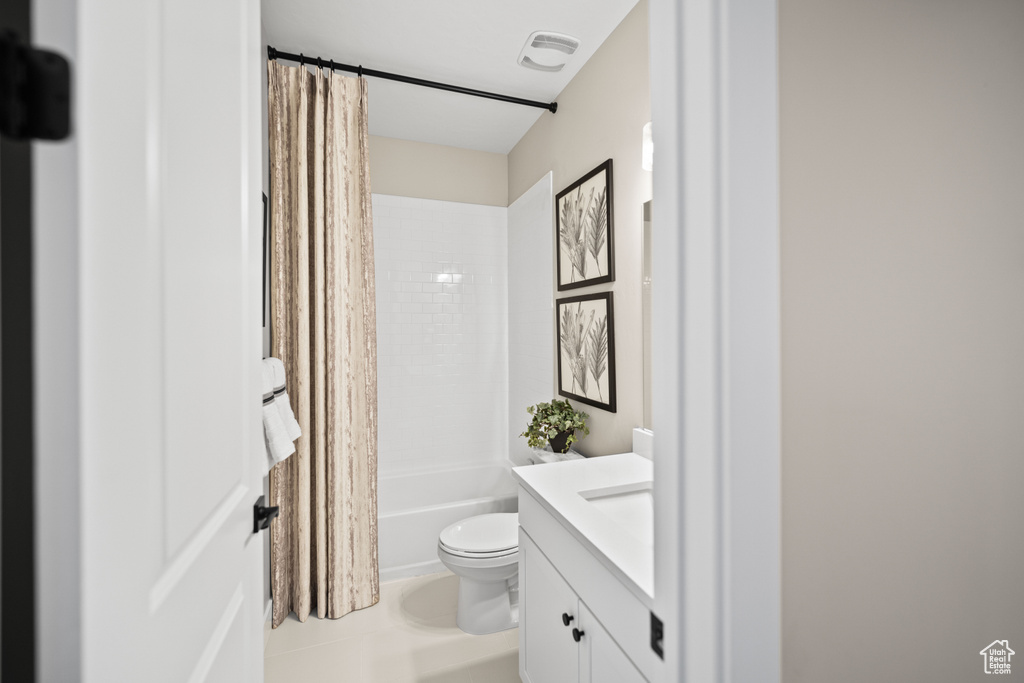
[579,602,647,683]
[520,530,581,683]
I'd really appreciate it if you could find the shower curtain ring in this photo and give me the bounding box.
[358,64,363,79]
[317,57,322,70]
[299,53,305,67]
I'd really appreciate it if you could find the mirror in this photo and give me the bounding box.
[642,200,652,429]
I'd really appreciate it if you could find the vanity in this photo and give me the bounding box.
[512,437,659,683]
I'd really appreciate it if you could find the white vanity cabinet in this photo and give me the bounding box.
[520,530,580,682]
[520,531,645,683]
[512,454,655,683]
[578,602,648,683]
[514,452,659,683]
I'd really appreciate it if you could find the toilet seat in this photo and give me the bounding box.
[438,543,518,560]
[438,512,518,556]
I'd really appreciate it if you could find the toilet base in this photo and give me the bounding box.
[455,575,519,635]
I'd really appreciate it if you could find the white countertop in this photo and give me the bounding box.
[512,452,654,605]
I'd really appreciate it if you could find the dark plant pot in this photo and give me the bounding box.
[548,430,572,454]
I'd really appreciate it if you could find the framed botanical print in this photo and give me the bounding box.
[556,291,616,412]
[556,159,614,290]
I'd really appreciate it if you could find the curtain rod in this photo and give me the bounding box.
[267,46,558,114]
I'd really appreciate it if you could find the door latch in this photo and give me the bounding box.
[253,495,280,533]
[0,30,71,140]
[651,611,664,659]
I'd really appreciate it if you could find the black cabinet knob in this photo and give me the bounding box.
[572,627,585,642]
[561,612,574,626]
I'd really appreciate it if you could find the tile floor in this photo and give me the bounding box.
[264,571,521,682]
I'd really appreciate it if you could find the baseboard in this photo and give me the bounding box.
[379,559,446,583]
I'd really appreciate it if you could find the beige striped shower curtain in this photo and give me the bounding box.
[267,60,378,628]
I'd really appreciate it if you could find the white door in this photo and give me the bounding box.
[71,0,265,680]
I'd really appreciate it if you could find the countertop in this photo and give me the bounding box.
[512,452,654,605]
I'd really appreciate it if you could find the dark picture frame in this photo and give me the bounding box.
[556,159,614,290]
[556,291,616,412]
[262,192,268,327]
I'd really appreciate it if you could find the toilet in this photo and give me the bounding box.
[437,512,519,635]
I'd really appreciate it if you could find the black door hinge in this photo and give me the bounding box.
[651,611,664,660]
[0,30,70,141]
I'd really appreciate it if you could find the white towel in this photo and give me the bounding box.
[263,362,295,467]
[265,357,302,441]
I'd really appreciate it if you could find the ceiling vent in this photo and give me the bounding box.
[518,31,580,72]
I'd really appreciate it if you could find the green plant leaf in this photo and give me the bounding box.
[519,398,591,451]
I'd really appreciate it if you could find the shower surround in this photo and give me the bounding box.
[373,194,509,477]
[373,194,510,578]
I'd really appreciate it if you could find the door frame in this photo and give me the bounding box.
[32,0,83,680]
[649,0,781,681]
[20,0,783,679]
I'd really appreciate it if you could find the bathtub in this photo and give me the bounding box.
[378,463,518,582]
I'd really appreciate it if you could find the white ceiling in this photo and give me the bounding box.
[262,0,640,154]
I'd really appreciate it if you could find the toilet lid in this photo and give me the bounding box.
[439,513,519,554]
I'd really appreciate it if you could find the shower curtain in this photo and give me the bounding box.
[267,60,378,628]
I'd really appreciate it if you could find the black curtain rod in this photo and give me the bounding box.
[267,46,558,114]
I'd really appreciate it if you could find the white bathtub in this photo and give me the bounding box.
[378,463,518,582]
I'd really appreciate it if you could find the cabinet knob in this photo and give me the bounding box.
[561,612,574,626]
[572,627,585,642]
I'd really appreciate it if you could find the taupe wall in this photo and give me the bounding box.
[369,135,508,207]
[781,1,1024,681]
[507,0,651,456]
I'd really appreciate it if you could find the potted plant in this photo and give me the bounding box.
[520,399,590,454]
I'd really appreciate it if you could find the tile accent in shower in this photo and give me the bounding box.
[373,194,508,475]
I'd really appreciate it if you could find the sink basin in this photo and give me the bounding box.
[577,481,653,545]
